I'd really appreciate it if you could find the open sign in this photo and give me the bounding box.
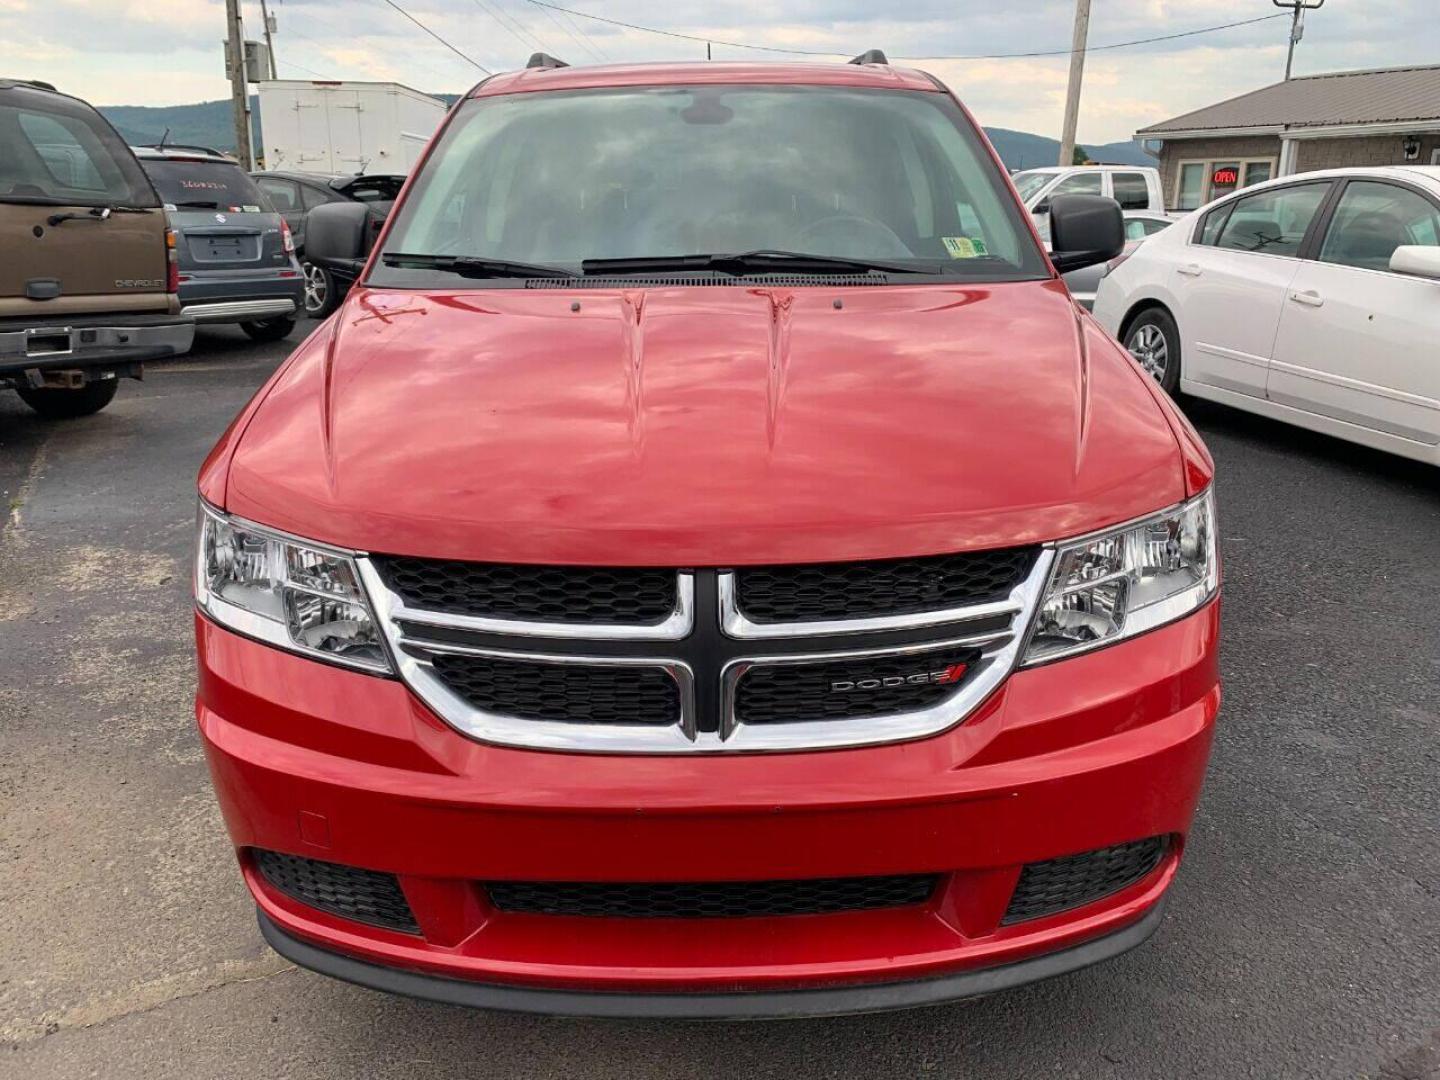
[1212,167,1240,186]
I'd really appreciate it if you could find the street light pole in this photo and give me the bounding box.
[259,0,278,80]
[1273,0,1325,81]
[1057,0,1091,167]
[224,0,254,167]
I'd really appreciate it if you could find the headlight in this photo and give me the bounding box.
[1023,488,1217,664]
[195,503,391,673]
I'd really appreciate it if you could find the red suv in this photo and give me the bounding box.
[194,54,1220,1017]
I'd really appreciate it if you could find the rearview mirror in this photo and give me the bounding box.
[1047,194,1125,274]
[1389,245,1440,281]
[305,202,371,265]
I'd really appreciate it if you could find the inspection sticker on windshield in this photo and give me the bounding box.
[942,236,988,259]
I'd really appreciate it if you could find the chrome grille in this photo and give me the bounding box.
[359,549,1053,754]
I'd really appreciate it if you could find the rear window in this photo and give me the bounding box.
[0,95,157,207]
[142,160,269,212]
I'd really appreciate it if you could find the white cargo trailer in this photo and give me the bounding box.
[255,80,448,175]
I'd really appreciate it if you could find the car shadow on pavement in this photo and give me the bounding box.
[1180,396,1438,496]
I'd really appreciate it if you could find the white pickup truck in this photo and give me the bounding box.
[1011,165,1165,215]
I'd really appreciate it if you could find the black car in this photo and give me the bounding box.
[135,146,304,342]
[253,171,402,318]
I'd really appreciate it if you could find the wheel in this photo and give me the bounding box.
[15,377,119,418]
[240,316,298,342]
[1123,306,1181,395]
[301,261,337,319]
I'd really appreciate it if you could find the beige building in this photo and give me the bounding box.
[1137,64,1440,211]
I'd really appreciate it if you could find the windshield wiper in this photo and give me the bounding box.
[381,252,574,279]
[173,199,221,209]
[581,249,938,277]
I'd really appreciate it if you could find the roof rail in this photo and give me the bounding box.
[1,78,58,91]
[848,50,889,66]
[526,53,569,70]
[138,142,231,158]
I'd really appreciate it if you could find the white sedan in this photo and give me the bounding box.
[1094,166,1440,465]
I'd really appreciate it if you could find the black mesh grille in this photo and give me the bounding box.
[734,647,977,725]
[374,558,677,624]
[431,653,681,725]
[254,850,420,934]
[1003,837,1168,924]
[735,548,1038,624]
[486,874,939,918]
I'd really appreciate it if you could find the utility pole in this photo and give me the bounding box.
[1057,0,1091,167]
[259,0,278,79]
[224,0,254,167]
[1274,0,1325,81]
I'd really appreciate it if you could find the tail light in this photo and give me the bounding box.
[281,219,296,255]
[165,227,179,293]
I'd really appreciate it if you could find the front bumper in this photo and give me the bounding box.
[197,599,1219,1011]
[178,268,304,323]
[0,311,194,377]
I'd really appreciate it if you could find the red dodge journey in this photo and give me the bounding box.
[193,51,1220,1017]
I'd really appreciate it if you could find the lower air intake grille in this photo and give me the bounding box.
[373,557,677,624]
[1003,837,1168,924]
[735,547,1038,624]
[431,653,681,725]
[734,647,977,724]
[486,874,940,919]
[254,850,420,934]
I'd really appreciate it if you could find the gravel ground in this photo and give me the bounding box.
[1,322,1437,1079]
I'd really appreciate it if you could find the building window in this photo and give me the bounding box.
[1173,157,1278,210]
[1177,163,1206,210]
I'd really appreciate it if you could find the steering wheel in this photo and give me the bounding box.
[793,214,913,259]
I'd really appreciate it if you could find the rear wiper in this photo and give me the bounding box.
[582,249,938,276]
[46,204,151,226]
[381,252,574,279]
[173,200,221,209]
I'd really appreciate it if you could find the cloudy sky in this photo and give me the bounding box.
[4,0,1437,142]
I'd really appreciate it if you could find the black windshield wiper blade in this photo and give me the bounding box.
[173,200,221,209]
[582,250,938,277]
[381,252,574,279]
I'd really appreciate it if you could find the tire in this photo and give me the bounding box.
[301,261,337,319]
[240,316,298,343]
[1122,306,1181,395]
[15,377,119,419]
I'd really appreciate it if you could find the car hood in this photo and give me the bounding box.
[221,279,1190,565]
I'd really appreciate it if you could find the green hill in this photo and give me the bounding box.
[97,98,1152,171]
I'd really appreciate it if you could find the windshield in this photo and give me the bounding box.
[374,85,1047,284]
[142,160,268,211]
[1010,171,1054,203]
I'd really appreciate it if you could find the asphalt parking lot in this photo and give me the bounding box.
[1,323,1437,1080]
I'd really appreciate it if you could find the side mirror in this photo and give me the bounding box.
[305,202,371,265]
[1048,194,1124,274]
[1032,198,1050,216]
[1389,245,1440,280]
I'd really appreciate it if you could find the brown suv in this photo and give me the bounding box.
[0,78,193,417]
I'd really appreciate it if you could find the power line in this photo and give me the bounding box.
[521,2,1287,61]
[381,0,492,73]
[471,0,548,54]
[533,1,609,62]
[557,6,610,60]
[277,57,334,79]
